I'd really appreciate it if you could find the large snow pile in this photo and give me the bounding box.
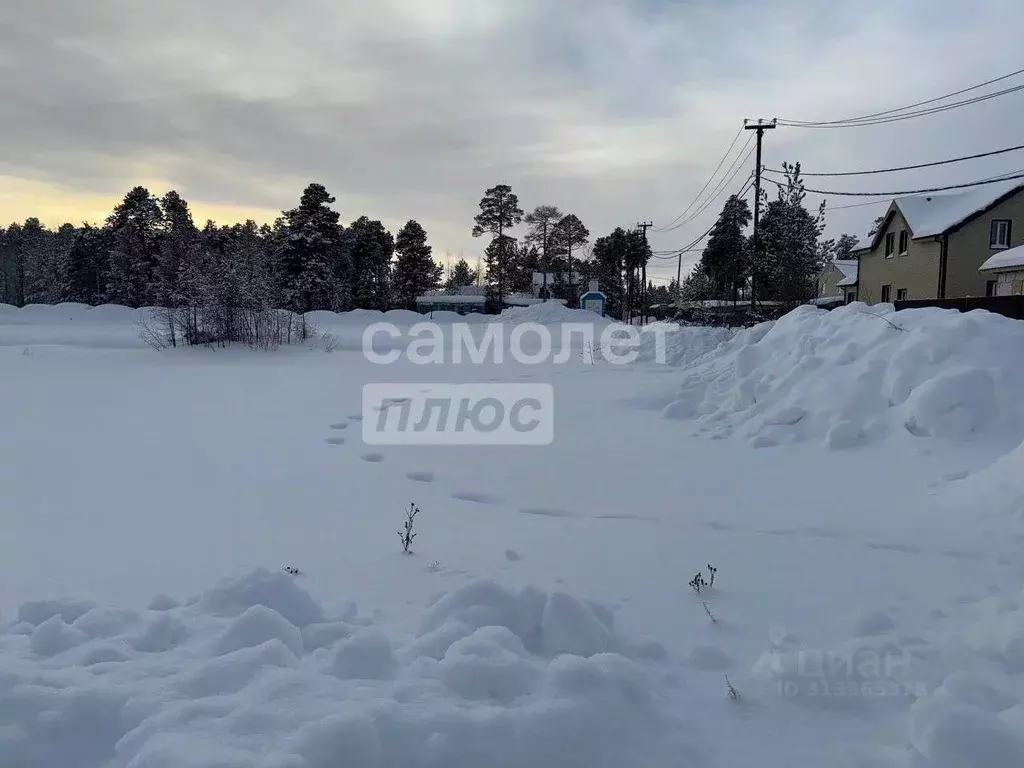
[635,325,738,366]
[497,302,616,327]
[656,303,1024,449]
[0,569,700,768]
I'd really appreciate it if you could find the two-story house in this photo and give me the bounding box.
[857,180,1024,303]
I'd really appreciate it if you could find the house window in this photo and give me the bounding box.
[990,219,1012,249]
[845,290,857,304]
[885,233,895,258]
[896,288,908,301]
[881,284,892,303]
[986,280,997,297]
[898,230,909,256]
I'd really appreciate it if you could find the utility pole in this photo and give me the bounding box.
[636,221,652,325]
[676,249,683,303]
[744,118,776,311]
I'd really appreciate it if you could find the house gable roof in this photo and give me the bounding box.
[866,180,1024,251]
[834,259,858,286]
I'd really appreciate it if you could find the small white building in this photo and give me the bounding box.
[979,244,1024,296]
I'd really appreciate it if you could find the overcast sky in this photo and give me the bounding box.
[3,0,1023,282]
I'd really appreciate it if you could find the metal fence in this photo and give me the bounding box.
[894,295,1024,320]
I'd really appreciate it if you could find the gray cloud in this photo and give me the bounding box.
[2,0,1023,277]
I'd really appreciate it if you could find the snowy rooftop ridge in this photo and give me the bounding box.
[980,243,1024,272]
[834,259,858,287]
[889,180,1024,241]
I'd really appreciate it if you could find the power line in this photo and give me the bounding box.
[764,171,1024,198]
[764,143,1024,177]
[655,126,747,232]
[778,83,1024,128]
[818,168,1024,210]
[777,67,1024,127]
[664,175,756,257]
[660,143,755,233]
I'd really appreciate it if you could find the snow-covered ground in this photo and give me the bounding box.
[2,301,1024,767]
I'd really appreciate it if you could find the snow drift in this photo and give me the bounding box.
[653,303,1024,448]
[0,569,699,768]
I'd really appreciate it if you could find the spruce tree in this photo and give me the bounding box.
[1,222,28,306]
[66,224,111,305]
[105,186,163,307]
[472,184,523,312]
[392,219,440,309]
[346,216,395,310]
[444,259,476,294]
[19,218,57,304]
[154,191,199,310]
[757,162,825,302]
[276,183,344,315]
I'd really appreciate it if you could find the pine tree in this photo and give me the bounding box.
[105,186,163,307]
[483,234,518,310]
[346,216,395,310]
[833,233,860,260]
[392,219,440,309]
[523,205,562,297]
[592,228,629,319]
[276,183,344,315]
[66,224,111,305]
[623,229,650,322]
[699,195,751,301]
[550,213,589,304]
[472,184,523,312]
[444,259,476,294]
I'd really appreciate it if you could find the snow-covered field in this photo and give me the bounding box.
[2,300,1024,767]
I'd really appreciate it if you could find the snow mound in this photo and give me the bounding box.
[0,571,700,767]
[944,437,1024,522]
[195,567,323,628]
[636,325,738,366]
[657,304,1024,447]
[497,302,616,326]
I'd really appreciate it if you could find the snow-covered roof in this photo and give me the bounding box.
[890,180,1024,241]
[980,244,1024,272]
[834,260,858,287]
[415,294,485,305]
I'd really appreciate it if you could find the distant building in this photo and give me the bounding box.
[414,285,565,315]
[979,244,1024,296]
[815,259,859,304]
